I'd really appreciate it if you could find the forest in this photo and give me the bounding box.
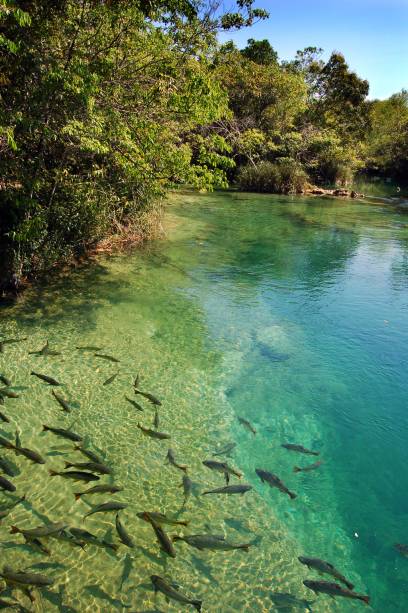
[1,0,407,290]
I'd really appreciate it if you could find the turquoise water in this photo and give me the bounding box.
[1,191,408,611]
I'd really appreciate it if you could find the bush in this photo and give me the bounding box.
[237,158,308,194]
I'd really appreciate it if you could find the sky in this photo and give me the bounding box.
[219,0,408,99]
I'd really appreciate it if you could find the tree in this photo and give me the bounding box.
[367,90,408,180]
[305,52,370,141]
[0,0,268,289]
[240,38,278,65]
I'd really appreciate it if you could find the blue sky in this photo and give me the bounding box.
[220,0,408,99]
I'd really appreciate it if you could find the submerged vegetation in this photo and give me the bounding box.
[0,0,407,289]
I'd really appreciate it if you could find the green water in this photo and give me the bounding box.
[1,191,408,612]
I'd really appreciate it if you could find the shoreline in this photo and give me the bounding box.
[2,186,404,305]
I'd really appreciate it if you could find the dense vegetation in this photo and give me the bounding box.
[0,0,407,290]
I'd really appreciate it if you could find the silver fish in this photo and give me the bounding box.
[173,534,251,552]
[202,484,252,495]
[299,556,354,590]
[115,514,135,548]
[166,448,187,473]
[256,469,296,499]
[151,575,202,611]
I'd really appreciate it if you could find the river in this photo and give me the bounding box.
[0,191,407,611]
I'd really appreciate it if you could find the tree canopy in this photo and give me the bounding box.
[0,3,406,291]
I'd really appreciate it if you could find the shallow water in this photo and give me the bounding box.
[1,191,408,611]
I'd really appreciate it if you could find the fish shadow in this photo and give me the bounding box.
[0,540,46,556]
[190,554,219,586]
[41,584,79,612]
[224,517,253,535]
[27,561,66,572]
[20,500,52,525]
[138,547,167,569]
[84,585,131,609]
[120,553,134,590]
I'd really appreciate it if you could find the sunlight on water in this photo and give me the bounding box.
[1,191,408,611]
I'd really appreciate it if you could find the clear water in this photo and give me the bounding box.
[1,191,408,612]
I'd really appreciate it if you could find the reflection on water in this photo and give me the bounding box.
[1,191,408,611]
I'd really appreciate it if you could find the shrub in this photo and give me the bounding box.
[237,158,308,194]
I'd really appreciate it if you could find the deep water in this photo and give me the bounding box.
[0,191,408,611]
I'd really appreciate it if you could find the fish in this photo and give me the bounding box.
[202,484,252,495]
[394,543,408,557]
[11,442,45,464]
[53,528,87,549]
[30,371,61,386]
[76,346,103,351]
[151,575,202,611]
[94,353,120,363]
[294,461,322,473]
[147,517,176,557]
[256,469,297,499]
[269,591,314,611]
[116,514,135,548]
[42,424,83,442]
[298,557,354,590]
[10,521,67,538]
[213,442,237,457]
[153,408,160,430]
[0,435,13,449]
[0,475,16,492]
[68,528,118,552]
[166,448,187,473]
[0,495,26,520]
[133,374,140,388]
[303,580,369,605]
[282,444,320,456]
[0,411,10,423]
[15,430,21,448]
[134,388,161,406]
[238,416,256,435]
[74,484,123,501]
[103,373,118,386]
[0,374,11,387]
[49,470,99,482]
[74,445,104,464]
[84,501,127,518]
[29,341,61,356]
[125,396,144,411]
[25,536,52,556]
[137,423,170,440]
[202,460,242,484]
[51,390,72,413]
[0,565,54,587]
[0,388,19,398]
[137,511,188,527]
[181,474,192,506]
[173,534,251,552]
[64,461,111,474]
[9,430,46,464]
[0,338,27,352]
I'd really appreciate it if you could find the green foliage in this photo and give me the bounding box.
[0,4,405,291]
[240,38,278,65]
[214,42,376,190]
[237,159,308,194]
[366,91,408,180]
[216,47,307,129]
[302,52,370,142]
[0,0,263,288]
